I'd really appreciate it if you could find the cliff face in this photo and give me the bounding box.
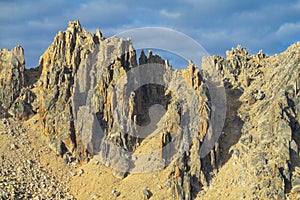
[37,20,105,158]
[0,21,300,200]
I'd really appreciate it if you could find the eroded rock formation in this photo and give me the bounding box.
[202,43,300,199]
[0,46,25,117]
[0,21,300,200]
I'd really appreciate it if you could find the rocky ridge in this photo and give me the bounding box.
[0,21,299,200]
[198,44,300,199]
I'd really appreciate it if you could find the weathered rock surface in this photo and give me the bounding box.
[198,43,300,199]
[1,21,300,200]
[0,46,25,117]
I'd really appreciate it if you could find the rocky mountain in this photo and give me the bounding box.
[201,44,300,199]
[0,20,299,200]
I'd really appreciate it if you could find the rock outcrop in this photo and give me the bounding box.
[198,43,300,199]
[0,46,25,117]
[37,20,104,159]
[1,21,300,200]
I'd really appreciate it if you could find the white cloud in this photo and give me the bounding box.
[276,22,300,37]
[160,9,181,19]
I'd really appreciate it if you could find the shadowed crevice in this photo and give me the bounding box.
[217,82,244,167]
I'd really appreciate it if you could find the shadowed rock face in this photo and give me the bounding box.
[0,20,300,199]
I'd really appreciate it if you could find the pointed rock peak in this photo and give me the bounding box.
[165,59,170,67]
[146,50,164,64]
[139,49,147,65]
[12,45,23,51]
[255,49,266,60]
[148,50,153,57]
[188,60,196,73]
[95,29,104,40]
[12,45,24,55]
[188,60,194,67]
[68,20,82,31]
[12,45,25,65]
[233,45,248,55]
[226,44,248,59]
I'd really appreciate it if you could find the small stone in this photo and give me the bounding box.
[78,169,84,176]
[70,171,77,176]
[231,149,240,159]
[253,90,265,100]
[240,135,253,146]
[91,194,99,199]
[143,189,152,199]
[113,170,127,179]
[84,157,90,163]
[63,152,72,164]
[112,190,120,197]
[10,143,18,150]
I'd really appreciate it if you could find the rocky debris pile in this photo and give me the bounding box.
[0,119,75,199]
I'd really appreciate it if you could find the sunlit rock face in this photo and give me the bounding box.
[1,20,300,200]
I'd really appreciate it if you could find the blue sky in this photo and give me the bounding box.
[1,0,300,68]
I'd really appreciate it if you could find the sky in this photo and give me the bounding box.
[1,0,300,68]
